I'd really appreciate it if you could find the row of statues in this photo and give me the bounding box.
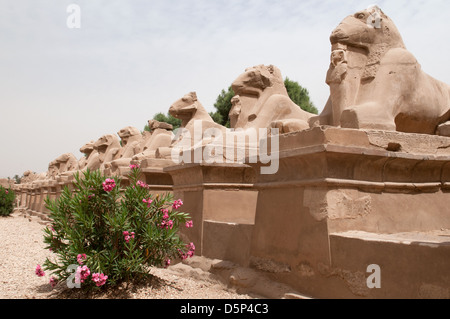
[20,6,450,185]
[20,120,175,184]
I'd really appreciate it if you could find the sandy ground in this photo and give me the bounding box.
[0,211,253,299]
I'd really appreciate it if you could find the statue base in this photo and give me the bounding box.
[166,126,450,298]
[249,126,450,298]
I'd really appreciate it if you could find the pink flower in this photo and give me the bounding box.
[172,199,183,210]
[102,178,116,192]
[129,164,139,170]
[92,273,108,287]
[76,265,90,283]
[165,259,171,268]
[161,209,169,219]
[35,265,45,277]
[123,231,135,243]
[49,277,58,288]
[160,219,173,230]
[159,209,174,230]
[77,253,87,265]
[87,194,95,200]
[178,242,196,260]
[136,180,149,189]
[187,242,196,256]
[185,220,193,228]
[5,190,8,194]
[142,198,153,207]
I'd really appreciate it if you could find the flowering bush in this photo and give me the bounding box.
[39,166,193,290]
[0,186,15,217]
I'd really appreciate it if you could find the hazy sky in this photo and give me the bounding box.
[1,0,449,178]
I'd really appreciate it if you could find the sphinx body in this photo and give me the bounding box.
[78,140,100,172]
[56,153,78,174]
[104,126,144,174]
[231,64,314,134]
[132,120,174,161]
[156,92,227,160]
[312,6,450,135]
[20,171,35,184]
[52,153,79,180]
[51,141,101,181]
[197,64,316,163]
[93,134,121,172]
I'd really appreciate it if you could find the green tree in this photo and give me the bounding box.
[13,175,21,184]
[210,86,235,128]
[284,77,318,115]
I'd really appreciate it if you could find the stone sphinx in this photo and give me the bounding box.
[312,5,450,135]
[104,126,144,173]
[20,170,39,184]
[46,160,59,180]
[78,140,100,172]
[35,153,79,183]
[53,153,79,178]
[93,134,121,172]
[231,64,314,133]
[156,92,226,160]
[132,120,174,161]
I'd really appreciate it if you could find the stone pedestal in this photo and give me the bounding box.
[30,185,38,212]
[140,158,176,196]
[247,126,450,298]
[25,185,32,210]
[14,184,27,208]
[165,163,257,260]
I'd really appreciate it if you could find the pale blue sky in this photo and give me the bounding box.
[1,0,449,178]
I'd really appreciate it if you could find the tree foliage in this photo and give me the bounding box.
[0,186,15,216]
[13,175,21,184]
[284,77,318,115]
[210,86,235,128]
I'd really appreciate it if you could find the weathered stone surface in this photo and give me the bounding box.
[437,121,450,137]
[132,120,174,162]
[312,5,450,134]
[104,126,144,174]
[230,64,314,133]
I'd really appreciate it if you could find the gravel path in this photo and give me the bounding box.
[0,211,252,299]
[0,212,54,298]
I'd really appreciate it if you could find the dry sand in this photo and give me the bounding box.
[0,210,253,299]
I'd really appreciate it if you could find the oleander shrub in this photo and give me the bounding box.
[0,186,15,217]
[37,166,194,290]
